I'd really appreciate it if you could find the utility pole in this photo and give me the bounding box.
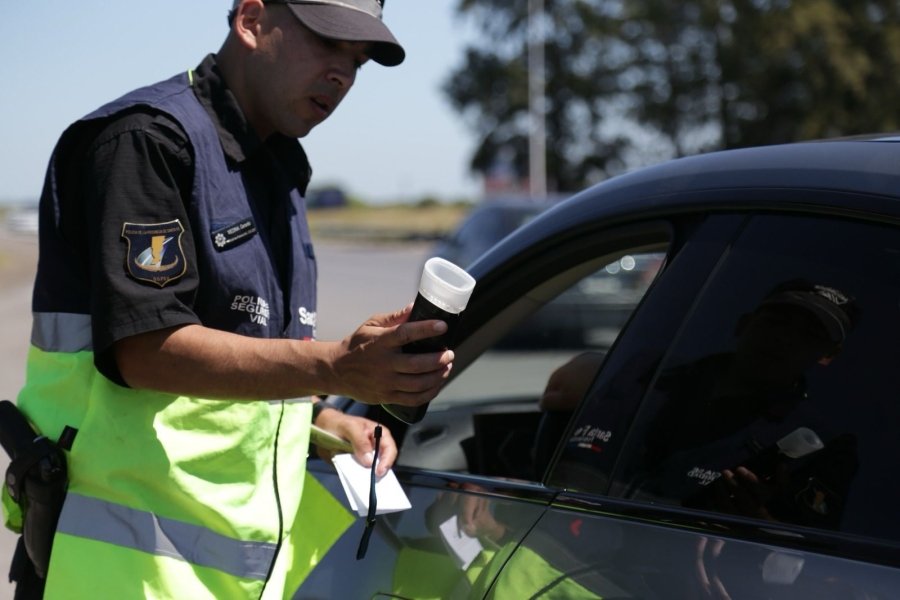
[528,0,547,199]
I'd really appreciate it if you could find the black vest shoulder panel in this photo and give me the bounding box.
[35,72,318,341]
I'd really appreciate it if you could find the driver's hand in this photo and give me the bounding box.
[313,409,397,476]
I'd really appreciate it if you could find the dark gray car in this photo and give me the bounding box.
[296,137,900,599]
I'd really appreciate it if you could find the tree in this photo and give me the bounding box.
[444,0,900,192]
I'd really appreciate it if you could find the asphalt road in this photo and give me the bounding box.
[0,228,429,599]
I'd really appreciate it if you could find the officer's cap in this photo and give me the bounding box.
[232,0,405,67]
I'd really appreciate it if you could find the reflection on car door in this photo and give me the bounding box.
[295,463,552,599]
[488,494,900,599]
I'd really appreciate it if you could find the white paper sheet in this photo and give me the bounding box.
[332,453,412,517]
[438,515,484,570]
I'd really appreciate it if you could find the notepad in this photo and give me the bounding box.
[332,453,412,517]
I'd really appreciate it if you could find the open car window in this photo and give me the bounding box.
[395,244,667,483]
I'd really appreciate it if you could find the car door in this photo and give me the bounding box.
[291,215,687,599]
[494,208,900,599]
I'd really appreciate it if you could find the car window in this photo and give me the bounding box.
[607,214,900,543]
[396,245,667,483]
[546,214,746,494]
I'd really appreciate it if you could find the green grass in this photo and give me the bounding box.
[306,204,469,241]
[0,203,471,245]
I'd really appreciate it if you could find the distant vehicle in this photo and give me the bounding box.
[430,199,663,349]
[5,207,39,234]
[306,187,347,209]
[430,200,554,270]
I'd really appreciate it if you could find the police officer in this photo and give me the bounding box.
[3,1,454,598]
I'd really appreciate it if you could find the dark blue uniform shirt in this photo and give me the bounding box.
[41,54,314,384]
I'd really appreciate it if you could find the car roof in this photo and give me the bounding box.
[469,139,900,278]
[466,198,558,215]
[589,138,900,204]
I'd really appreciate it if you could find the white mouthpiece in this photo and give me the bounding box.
[418,258,476,314]
[777,427,824,459]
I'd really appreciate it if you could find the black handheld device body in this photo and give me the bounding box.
[383,259,476,424]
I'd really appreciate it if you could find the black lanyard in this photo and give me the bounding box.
[356,425,382,560]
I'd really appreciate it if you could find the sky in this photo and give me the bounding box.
[0,0,482,205]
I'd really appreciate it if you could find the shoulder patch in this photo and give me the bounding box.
[121,220,187,287]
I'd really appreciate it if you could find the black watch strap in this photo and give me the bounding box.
[312,400,337,423]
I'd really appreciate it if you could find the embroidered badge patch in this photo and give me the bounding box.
[211,217,258,252]
[121,220,187,287]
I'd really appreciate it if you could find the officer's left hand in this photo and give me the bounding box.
[314,409,397,476]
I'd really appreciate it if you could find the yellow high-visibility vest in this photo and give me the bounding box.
[7,343,350,599]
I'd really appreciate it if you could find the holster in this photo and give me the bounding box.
[0,400,68,582]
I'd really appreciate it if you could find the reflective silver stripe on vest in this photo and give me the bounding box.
[57,493,277,580]
[31,312,93,353]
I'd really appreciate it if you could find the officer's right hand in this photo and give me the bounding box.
[329,303,454,406]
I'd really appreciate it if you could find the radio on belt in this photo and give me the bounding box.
[384,258,476,424]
